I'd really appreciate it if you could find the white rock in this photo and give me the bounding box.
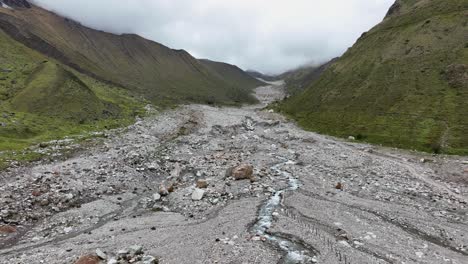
[107,258,118,264]
[192,188,205,201]
[142,255,158,264]
[153,193,161,201]
[63,227,73,233]
[96,248,107,260]
[129,245,143,255]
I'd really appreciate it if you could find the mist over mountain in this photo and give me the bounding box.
[30,0,394,74]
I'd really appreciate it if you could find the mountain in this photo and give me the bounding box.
[0,1,258,106]
[199,59,266,92]
[0,1,261,159]
[279,0,468,154]
[279,58,339,95]
[245,70,279,82]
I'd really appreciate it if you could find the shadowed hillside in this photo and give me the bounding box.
[0,1,258,106]
[279,0,468,154]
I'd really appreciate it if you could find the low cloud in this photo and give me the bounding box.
[31,0,394,74]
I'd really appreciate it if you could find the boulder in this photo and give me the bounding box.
[142,255,158,264]
[196,179,208,189]
[158,184,169,196]
[95,249,107,260]
[0,225,16,234]
[153,193,161,201]
[192,188,205,201]
[229,164,254,180]
[74,255,100,264]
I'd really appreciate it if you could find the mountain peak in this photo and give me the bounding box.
[0,0,31,9]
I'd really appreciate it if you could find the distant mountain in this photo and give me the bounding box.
[0,0,262,155]
[199,59,266,102]
[279,0,468,154]
[0,1,258,106]
[246,70,279,82]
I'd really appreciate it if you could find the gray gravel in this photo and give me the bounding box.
[0,82,467,264]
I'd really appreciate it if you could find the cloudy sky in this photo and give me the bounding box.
[32,0,394,74]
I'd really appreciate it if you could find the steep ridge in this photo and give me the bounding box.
[11,62,117,121]
[0,25,143,155]
[279,0,468,154]
[199,59,266,102]
[246,70,279,82]
[0,1,257,105]
[279,58,339,95]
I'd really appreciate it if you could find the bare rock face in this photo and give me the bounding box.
[1,0,31,8]
[74,255,100,264]
[229,164,254,180]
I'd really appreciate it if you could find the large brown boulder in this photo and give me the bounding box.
[0,225,16,234]
[228,164,254,180]
[74,255,100,264]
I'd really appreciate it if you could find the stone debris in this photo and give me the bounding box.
[75,255,101,264]
[1,84,467,264]
[196,179,208,189]
[191,188,205,201]
[0,225,16,234]
[96,248,107,260]
[229,164,254,180]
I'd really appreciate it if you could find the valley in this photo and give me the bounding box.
[1,83,467,264]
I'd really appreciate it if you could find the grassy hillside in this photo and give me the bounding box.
[279,0,468,154]
[279,59,338,95]
[0,27,145,165]
[199,59,266,103]
[0,3,257,106]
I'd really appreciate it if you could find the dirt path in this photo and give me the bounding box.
[1,83,467,264]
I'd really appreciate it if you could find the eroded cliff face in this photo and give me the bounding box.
[0,0,31,9]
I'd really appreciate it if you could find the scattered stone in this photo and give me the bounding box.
[0,225,16,234]
[74,255,100,264]
[336,182,343,190]
[129,245,143,256]
[107,258,118,264]
[229,164,254,180]
[142,255,158,264]
[196,179,208,189]
[348,136,356,140]
[153,193,161,201]
[192,188,205,201]
[158,184,169,196]
[95,248,107,260]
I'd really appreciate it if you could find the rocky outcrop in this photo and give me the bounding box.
[1,0,31,8]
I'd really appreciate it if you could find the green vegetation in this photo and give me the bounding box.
[279,0,468,154]
[0,2,264,167]
[0,5,259,106]
[0,28,146,166]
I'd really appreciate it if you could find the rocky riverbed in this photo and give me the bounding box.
[0,82,467,264]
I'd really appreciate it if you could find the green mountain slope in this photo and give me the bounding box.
[0,2,257,105]
[279,58,338,95]
[11,62,118,121]
[279,0,468,154]
[199,59,266,102]
[0,25,144,161]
